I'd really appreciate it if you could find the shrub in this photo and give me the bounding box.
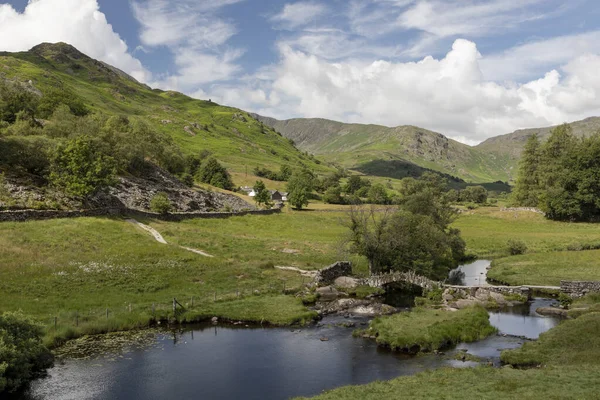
[507,239,528,255]
[196,157,234,190]
[150,192,172,214]
[50,135,117,197]
[0,312,54,393]
[558,293,573,308]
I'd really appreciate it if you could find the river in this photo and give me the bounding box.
[18,261,562,400]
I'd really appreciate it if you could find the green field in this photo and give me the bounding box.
[0,209,359,346]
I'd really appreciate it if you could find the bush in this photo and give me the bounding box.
[150,192,172,214]
[558,293,573,308]
[50,136,117,197]
[507,239,528,255]
[0,312,54,393]
[196,157,234,190]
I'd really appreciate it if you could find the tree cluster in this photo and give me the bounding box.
[512,124,600,221]
[0,312,53,393]
[0,80,235,197]
[347,173,466,280]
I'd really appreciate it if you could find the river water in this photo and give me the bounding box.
[18,261,562,400]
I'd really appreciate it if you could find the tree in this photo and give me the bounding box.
[279,164,292,181]
[253,180,272,208]
[462,186,488,204]
[150,192,172,214]
[323,185,345,204]
[367,183,389,204]
[512,134,542,207]
[0,80,39,124]
[346,206,465,279]
[50,135,117,197]
[345,175,370,194]
[196,157,234,190]
[287,169,314,209]
[0,312,53,393]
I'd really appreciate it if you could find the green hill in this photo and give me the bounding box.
[253,115,512,183]
[0,43,329,182]
[475,117,600,173]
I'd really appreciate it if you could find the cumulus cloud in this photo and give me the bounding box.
[206,38,600,144]
[0,0,150,82]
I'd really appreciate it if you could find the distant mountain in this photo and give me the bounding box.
[252,115,512,183]
[476,117,600,159]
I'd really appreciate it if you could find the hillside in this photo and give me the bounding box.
[253,115,512,183]
[476,117,600,164]
[0,43,329,177]
[0,43,334,210]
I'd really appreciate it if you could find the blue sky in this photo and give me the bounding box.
[1,0,600,143]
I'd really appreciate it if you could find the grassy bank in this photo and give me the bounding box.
[359,306,496,353]
[488,250,600,286]
[0,211,355,346]
[297,365,600,400]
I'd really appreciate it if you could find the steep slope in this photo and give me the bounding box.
[253,115,511,183]
[0,43,329,178]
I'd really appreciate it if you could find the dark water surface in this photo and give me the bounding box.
[19,261,562,400]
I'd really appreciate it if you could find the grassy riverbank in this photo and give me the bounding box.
[0,211,351,346]
[357,306,496,353]
[488,250,600,286]
[304,298,600,400]
[298,365,600,400]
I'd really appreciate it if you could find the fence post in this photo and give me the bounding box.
[76,311,79,327]
[106,308,109,319]
[54,316,57,330]
[173,298,176,315]
[152,303,155,317]
[191,296,194,307]
[283,281,286,293]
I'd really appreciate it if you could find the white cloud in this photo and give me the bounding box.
[0,0,150,82]
[207,39,600,144]
[270,2,328,29]
[131,0,244,91]
[480,30,600,82]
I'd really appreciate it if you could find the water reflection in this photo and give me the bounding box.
[449,260,491,286]
[488,298,561,339]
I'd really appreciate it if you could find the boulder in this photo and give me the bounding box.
[334,276,360,289]
[536,307,568,317]
[316,286,340,302]
[452,299,481,309]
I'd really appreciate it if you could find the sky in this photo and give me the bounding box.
[1,0,600,144]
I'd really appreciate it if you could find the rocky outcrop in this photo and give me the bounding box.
[88,165,253,213]
[334,276,360,289]
[314,262,352,286]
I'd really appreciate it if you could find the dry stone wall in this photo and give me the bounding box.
[0,207,281,223]
[561,281,600,298]
[314,262,352,285]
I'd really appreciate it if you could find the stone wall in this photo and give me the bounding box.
[500,207,545,215]
[0,207,281,223]
[314,261,352,285]
[561,281,600,298]
[445,285,531,300]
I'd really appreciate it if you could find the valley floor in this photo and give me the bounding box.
[2,205,600,345]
